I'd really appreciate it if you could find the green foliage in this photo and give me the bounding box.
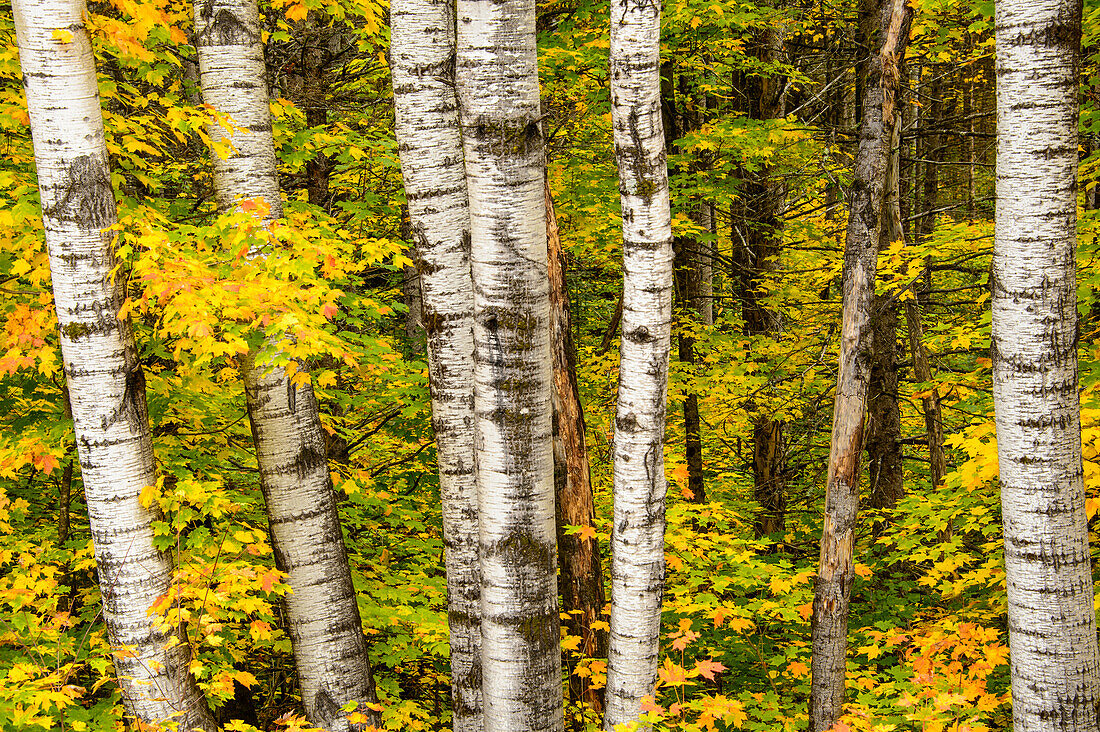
[0,0,1095,727]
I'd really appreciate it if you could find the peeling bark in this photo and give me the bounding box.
[808,0,911,727]
[547,180,608,712]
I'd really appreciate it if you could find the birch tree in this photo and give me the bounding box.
[390,1,482,728]
[808,0,910,727]
[993,0,1100,724]
[195,1,380,728]
[454,2,563,731]
[604,0,675,725]
[13,1,214,728]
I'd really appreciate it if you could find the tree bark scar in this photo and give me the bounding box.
[46,155,114,229]
[422,305,445,336]
[195,0,258,46]
[314,686,341,727]
[1001,21,1081,50]
[839,424,864,487]
[292,444,327,479]
[483,531,556,575]
[103,363,147,433]
[287,376,297,415]
[625,109,657,203]
[485,314,503,368]
[879,0,910,122]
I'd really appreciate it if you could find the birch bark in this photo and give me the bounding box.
[604,0,674,725]
[390,1,482,728]
[807,0,910,727]
[454,3,563,732]
[993,0,1100,725]
[14,1,214,728]
[195,2,380,729]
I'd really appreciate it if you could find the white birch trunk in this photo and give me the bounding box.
[13,2,215,729]
[390,2,482,729]
[454,3,563,732]
[604,0,674,726]
[195,2,380,729]
[993,0,1100,726]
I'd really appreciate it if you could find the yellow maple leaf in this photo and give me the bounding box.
[560,634,582,652]
[285,2,308,21]
[769,574,793,595]
[657,657,690,687]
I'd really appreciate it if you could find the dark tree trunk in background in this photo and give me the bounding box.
[867,295,903,514]
[740,24,788,538]
[909,68,948,495]
[286,11,335,209]
[546,180,608,713]
[674,236,707,504]
[905,301,947,491]
[918,71,945,239]
[668,67,709,505]
[58,459,72,544]
[867,123,904,516]
[400,204,425,355]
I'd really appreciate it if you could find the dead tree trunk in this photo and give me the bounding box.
[867,123,904,516]
[546,180,608,712]
[808,0,911,728]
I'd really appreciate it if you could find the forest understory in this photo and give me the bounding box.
[1,0,1098,728]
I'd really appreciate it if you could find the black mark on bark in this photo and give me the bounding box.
[46,155,114,229]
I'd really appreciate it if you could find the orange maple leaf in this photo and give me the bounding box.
[639,695,664,716]
[693,659,726,681]
[260,571,280,593]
